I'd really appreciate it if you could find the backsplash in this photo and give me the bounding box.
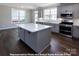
[37,18,63,24]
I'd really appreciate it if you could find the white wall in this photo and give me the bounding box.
[0,5,32,24]
[30,10,35,23]
[0,5,11,24]
[25,9,32,23]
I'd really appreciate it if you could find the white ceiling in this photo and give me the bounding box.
[0,3,59,9]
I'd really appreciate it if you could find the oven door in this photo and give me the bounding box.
[59,24,73,37]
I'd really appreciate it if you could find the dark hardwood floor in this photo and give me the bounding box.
[0,29,79,56]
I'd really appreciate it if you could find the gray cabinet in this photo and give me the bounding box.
[51,24,59,33]
[18,28,25,41]
[73,26,79,38]
[36,22,44,24]
[36,21,59,33]
[24,31,37,52]
[18,27,51,53]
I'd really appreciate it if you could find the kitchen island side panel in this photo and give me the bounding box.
[37,28,51,53]
[24,30,38,52]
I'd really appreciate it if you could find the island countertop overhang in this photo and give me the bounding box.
[17,23,52,32]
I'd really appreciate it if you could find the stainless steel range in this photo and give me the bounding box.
[59,21,73,38]
[60,11,73,38]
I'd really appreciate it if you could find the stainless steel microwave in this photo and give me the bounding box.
[61,13,73,19]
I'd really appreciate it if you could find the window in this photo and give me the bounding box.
[34,7,57,22]
[11,8,26,24]
[44,9,50,20]
[34,11,38,22]
[50,8,57,20]
[44,7,57,21]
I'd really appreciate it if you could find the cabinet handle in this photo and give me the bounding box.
[27,31,31,34]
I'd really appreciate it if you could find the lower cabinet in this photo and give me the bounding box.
[36,22,59,33]
[18,28,25,41]
[73,26,79,38]
[24,31,37,52]
[18,27,51,53]
[51,24,59,33]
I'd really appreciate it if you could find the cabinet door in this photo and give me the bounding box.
[51,24,55,32]
[54,24,59,33]
[18,28,25,41]
[24,31,37,51]
[51,24,59,33]
[73,26,79,38]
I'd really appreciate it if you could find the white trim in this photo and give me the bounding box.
[38,43,50,54]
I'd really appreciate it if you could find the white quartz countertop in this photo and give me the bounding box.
[0,24,18,31]
[18,23,52,32]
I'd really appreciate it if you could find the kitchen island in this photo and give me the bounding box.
[18,23,51,53]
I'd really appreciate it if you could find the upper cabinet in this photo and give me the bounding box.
[57,4,79,18]
[73,26,79,38]
[61,5,73,13]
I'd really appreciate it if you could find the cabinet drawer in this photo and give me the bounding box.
[73,26,79,38]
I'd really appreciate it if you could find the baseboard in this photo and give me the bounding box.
[38,43,50,54]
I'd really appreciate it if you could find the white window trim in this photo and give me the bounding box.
[11,8,26,24]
